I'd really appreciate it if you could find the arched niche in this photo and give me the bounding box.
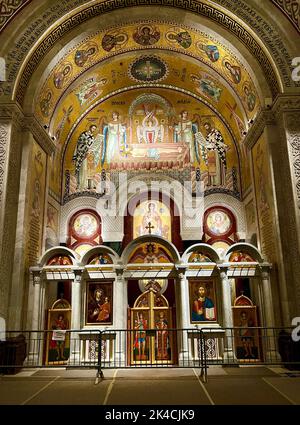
[181,243,220,264]
[225,243,264,263]
[121,235,181,265]
[122,191,183,252]
[38,246,79,267]
[80,245,120,266]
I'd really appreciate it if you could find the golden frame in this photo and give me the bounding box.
[189,279,218,324]
[85,281,113,325]
[45,304,71,366]
[130,289,173,365]
[232,305,262,361]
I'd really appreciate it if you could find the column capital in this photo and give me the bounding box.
[0,102,24,128]
[114,265,124,277]
[73,268,84,283]
[259,263,272,279]
[272,94,300,118]
[0,102,56,155]
[243,94,300,150]
[218,265,229,278]
[176,265,187,279]
[30,267,42,285]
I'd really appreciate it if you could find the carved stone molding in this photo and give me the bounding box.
[243,110,276,150]
[0,102,55,155]
[0,124,9,210]
[271,0,300,33]
[244,95,300,150]
[285,111,300,205]
[0,0,31,32]
[25,116,56,156]
[272,94,300,117]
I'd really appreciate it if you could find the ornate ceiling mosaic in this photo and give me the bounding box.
[36,21,261,130]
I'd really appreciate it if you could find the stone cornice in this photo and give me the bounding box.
[25,115,56,156]
[271,0,300,34]
[0,102,24,127]
[272,94,300,117]
[0,102,55,155]
[243,110,276,150]
[244,94,300,150]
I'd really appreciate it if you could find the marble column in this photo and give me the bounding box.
[30,270,44,365]
[260,265,280,361]
[114,267,126,366]
[244,96,300,324]
[178,270,190,364]
[8,130,34,330]
[219,267,236,362]
[0,107,23,327]
[70,270,83,364]
[0,105,55,331]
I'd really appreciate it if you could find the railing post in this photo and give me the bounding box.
[96,330,104,381]
[199,329,208,383]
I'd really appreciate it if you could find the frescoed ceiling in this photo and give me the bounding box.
[37,21,260,128]
[34,21,261,201]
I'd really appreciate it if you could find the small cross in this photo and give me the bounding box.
[143,61,153,79]
[145,221,154,235]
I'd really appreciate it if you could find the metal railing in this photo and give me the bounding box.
[0,327,299,383]
[202,327,300,369]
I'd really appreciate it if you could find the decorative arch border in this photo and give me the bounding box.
[225,242,264,263]
[38,246,79,267]
[121,235,181,264]
[80,245,120,265]
[181,243,220,263]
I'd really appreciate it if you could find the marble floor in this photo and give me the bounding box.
[0,366,300,405]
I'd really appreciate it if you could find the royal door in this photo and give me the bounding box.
[130,288,174,365]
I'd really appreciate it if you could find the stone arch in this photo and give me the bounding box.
[121,235,181,264]
[181,243,220,263]
[225,242,264,263]
[7,1,296,109]
[80,245,120,266]
[38,246,79,267]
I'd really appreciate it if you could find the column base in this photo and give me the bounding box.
[178,350,193,366]
[265,350,281,363]
[222,349,238,365]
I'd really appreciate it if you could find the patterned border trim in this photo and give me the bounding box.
[243,94,300,150]
[14,0,280,104]
[0,0,31,33]
[0,102,56,155]
[0,124,9,209]
[271,0,300,33]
